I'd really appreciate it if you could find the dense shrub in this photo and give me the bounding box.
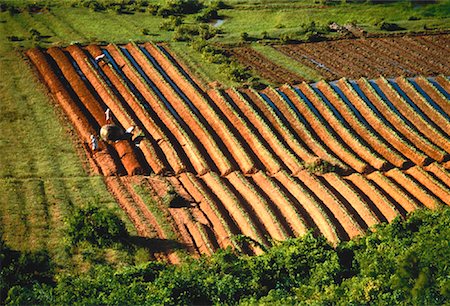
[240,32,249,41]
[67,206,128,247]
[3,205,449,304]
[380,21,405,31]
[28,28,41,42]
[157,0,203,17]
[69,0,150,13]
[195,7,219,22]
[305,159,337,174]
[173,24,217,41]
[159,16,183,31]
[0,239,53,304]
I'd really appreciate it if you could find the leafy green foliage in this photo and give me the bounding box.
[172,23,217,41]
[0,237,53,304]
[159,16,184,31]
[157,0,203,17]
[379,21,405,31]
[195,6,219,22]
[3,206,450,304]
[67,206,128,247]
[304,159,338,174]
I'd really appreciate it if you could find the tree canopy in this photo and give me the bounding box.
[2,206,449,305]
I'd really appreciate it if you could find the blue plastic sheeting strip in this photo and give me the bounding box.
[139,46,200,118]
[408,78,450,121]
[120,47,183,124]
[102,49,151,112]
[330,83,379,136]
[368,80,418,132]
[311,85,349,127]
[276,90,309,127]
[388,79,445,135]
[427,77,450,100]
[259,92,287,124]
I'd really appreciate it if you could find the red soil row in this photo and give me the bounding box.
[26,41,450,257]
[272,34,450,81]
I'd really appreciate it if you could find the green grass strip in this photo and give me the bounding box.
[252,44,322,82]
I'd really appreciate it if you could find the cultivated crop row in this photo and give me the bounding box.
[27,43,450,257]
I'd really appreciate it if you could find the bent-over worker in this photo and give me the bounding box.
[90,134,98,151]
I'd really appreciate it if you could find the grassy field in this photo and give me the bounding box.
[0,0,449,270]
[210,0,450,42]
[251,44,323,82]
[0,10,140,271]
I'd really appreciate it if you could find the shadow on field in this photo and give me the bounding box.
[128,236,186,252]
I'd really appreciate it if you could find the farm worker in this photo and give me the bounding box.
[95,53,106,63]
[125,126,135,135]
[90,134,98,151]
[105,108,112,124]
[124,126,135,141]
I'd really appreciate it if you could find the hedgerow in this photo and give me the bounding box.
[2,206,449,304]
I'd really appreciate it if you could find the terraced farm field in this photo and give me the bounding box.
[231,33,450,83]
[27,42,450,258]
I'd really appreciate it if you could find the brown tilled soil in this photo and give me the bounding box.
[27,39,450,260]
[269,34,450,82]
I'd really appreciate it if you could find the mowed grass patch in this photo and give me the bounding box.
[50,7,171,45]
[0,177,136,269]
[0,47,87,178]
[1,8,171,48]
[251,44,322,82]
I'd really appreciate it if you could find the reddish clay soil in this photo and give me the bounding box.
[251,171,308,237]
[396,77,450,141]
[226,171,289,241]
[296,170,364,239]
[435,75,450,93]
[425,163,450,190]
[232,88,303,174]
[262,87,346,170]
[375,78,450,156]
[367,171,420,213]
[322,172,380,228]
[335,78,428,166]
[158,43,209,92]
[357,79,445,163]
[229,47,306,85]
[201,172,266,255]
[385,168,442,209]
[415,77,450,118]
[280,85,369,173]
[124,43,220,175]
[273,170,341,244]
[273,34,450,82]
[317,81,406,169]
[208,88,282,175]
[300,82,387,171]
[27,41,450,259]
[145,42,258,175]
[242,88,317,164]
[345,173,401,222]
[405,166,450,204]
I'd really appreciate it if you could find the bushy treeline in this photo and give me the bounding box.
[2,206,449,305]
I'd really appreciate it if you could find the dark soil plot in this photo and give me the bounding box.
[273,34,450,82]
